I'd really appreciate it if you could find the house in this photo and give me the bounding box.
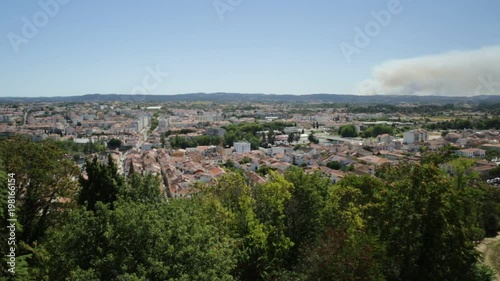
[292,153,307,166]
[482,144,500,153]
[378,150,405,161]
[455,148,486,158]
[358,155,391,166]
[270,161,291,171]
[320,166,345,183]
[209,167,226,178]
[245,171,267,185]
[473,165,496,177]
[427,139,446,151]
[284,127,299,134]
[456,138,470,148]
[274,134,289,143]
[353,164,374,176]
[376,134,392,144]
[444,132,461,142]
[296,147,317,156]
[234,141,251,154]
[441,160,496,177]
[270,146,285,156]
[403,129,428,144]
[326,155,353,167]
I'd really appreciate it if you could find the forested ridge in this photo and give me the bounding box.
[1,136,499,280]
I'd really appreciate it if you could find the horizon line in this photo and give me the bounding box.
[1,92,499,99]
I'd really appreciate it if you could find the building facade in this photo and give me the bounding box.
[403,129,428,144]
[234,141,251,154]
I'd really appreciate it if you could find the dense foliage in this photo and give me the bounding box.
[425,117,500,130]
[169,135,222,149]
[107,138,122,150]
[223,121,293,149]
[165,121,295,149]
[55,139,106,156]
[338,124,357,137]
[360,124,395,138]
[348,104,457,115]
[0,136,497,280]
[163,129,196,136]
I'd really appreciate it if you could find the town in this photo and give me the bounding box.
[3,0,500,279]
[1,99,499,199]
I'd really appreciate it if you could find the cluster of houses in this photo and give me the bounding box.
[2,102,499,199]
[107,125,498,198]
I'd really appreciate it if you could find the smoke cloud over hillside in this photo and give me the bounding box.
[357,46,500,96]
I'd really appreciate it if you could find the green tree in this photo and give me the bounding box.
[160,133,166,148]
[301,227,384,281]
[361,124,394,138]
[376,163,483,281]
[338,124,357,137]
[301,182,384,281]
[283,167,330,268]
[420,144,459,165]
[78,155,125,211]
[239,156,251,165]
[326,161,341,170]
[0,136,80,244]
[208,173,268,280]
[0,137,80,279]
[41,201,236,281]
[107,138,122,150]
[308,133,319,144]
[449,158,478,189]
[478,184,500,237]
[253,171,294,279]
[120,172,164,204]
[267,131,275,145]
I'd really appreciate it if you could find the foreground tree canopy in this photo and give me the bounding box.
[0,136,497,280]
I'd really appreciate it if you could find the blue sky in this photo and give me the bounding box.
[1,0,500,97]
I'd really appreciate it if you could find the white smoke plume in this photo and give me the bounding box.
[356,46,500,96]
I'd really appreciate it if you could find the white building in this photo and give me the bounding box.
[0,115,12,123]
[455,148,486,158]
[129,116,151,132]
[139,116,150,130]
[284,127,299,134]
[233,141,251,154]
[158,118,170,132]
[403,129,428,144]
[146,106,162,110]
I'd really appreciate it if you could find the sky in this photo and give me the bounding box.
[1,0,500,97]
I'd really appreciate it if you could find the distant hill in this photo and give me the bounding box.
[1,93,500,105]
